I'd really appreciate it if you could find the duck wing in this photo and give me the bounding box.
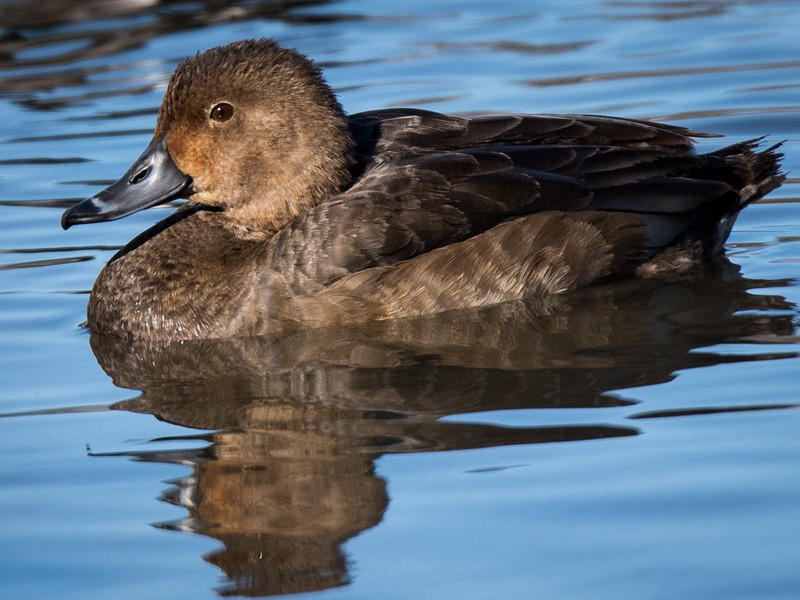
[266,110,783,295]
[265,146,589,294]
[348,108,706,154]
[311,210,649,322]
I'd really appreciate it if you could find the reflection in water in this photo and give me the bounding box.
[87,263,794,597]
[0,0,343,101]
[527,60,800,89]
[0,0,340,32]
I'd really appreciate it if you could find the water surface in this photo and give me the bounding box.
[2,1,800,598]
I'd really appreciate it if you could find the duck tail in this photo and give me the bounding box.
[709,138,786,209]
[703,139,785,255]
[635,139,785,277]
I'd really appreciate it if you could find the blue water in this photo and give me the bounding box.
[2,1,800,598]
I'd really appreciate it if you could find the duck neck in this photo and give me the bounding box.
[214,113,356,240]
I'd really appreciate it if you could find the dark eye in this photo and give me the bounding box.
[209,102,234,122]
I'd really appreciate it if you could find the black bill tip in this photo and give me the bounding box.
[61,200,100,230]
[61,136,193,229]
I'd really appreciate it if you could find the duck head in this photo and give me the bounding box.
[62,39,355,238]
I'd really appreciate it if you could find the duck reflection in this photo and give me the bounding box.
[91,264,794,597]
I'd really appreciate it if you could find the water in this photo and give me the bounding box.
[2,1,800,598]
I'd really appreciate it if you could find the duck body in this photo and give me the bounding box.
[62,40,785,341]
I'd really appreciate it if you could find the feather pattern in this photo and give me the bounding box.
[266,109,784,300]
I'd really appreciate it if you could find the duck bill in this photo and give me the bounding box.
[61,136,193,229]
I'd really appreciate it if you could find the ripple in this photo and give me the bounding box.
[430,39,597,55]
[7,128,152,143]
[569,0,748,22]
[0,403,109,418]
[16,84,156,110]
[0,198,82,208]
[0,157,90,165]
[67,106,159,121]
[388,94,466,107]
[644,105,800,122]
[630,402,800,419]
[525,59,800,87]
[0,245,119,254]
[0,64,121,94]
[0,255,93,270]
[0,0,368,74]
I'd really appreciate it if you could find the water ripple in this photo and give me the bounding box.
[0,255,93,270]
[525,59,800,87]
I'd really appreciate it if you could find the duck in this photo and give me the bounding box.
[61,38,785,341]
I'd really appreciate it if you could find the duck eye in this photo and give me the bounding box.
[209,102,234,122]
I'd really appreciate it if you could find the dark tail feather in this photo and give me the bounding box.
[706,137,786,255]
[710,138,786,207]
[639,139,785,274]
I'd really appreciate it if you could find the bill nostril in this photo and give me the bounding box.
[130,167,150,185]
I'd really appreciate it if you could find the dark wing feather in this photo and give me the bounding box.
[266,150,591,294]
[349,108,710,154]
[269,111,782,296]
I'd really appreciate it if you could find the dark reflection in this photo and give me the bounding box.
[582,1,727,22]
[0,0,342,31]
[0,0,346,100]
[431,40,597,55]
[631,402,800,419]
[87,262,796,597]
[525,59,800,88]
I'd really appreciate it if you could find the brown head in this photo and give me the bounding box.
[62,39,355,238]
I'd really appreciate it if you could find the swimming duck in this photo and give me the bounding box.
[62,39,785,340]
